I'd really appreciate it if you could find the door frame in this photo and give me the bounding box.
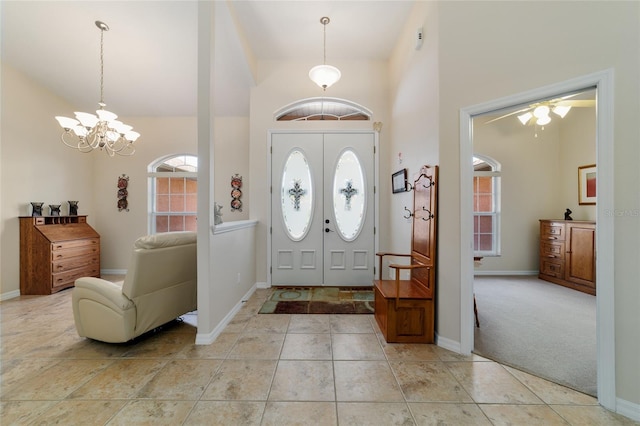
[459,69,615,409]
[267,129,380,287]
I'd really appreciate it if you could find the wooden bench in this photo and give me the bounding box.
[373,166,438,343]
[373,253,434,343]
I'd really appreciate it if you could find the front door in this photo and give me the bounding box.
[271,132,375,286]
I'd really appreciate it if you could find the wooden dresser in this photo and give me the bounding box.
[20,215,100,295]
[539,219,595,295]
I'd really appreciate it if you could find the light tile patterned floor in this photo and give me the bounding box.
[1,285,637,425]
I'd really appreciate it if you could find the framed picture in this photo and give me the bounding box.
[578,164,596,205]
[392,169,408,193]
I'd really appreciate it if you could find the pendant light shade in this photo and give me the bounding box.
[309,64,341,90]
[309,17,341,90]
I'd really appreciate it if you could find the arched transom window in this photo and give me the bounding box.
[275,97,372,121]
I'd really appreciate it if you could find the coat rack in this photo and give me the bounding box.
[403,206,434,221]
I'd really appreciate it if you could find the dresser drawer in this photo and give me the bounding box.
[51,238,100,251]
[51,265,100,288]
[52,254,100,273]
[540,222,565,241]
[540,241,564,259]
[51,244,100,261]
[540,258,564,278]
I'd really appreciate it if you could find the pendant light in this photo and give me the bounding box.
[309,17,341,90]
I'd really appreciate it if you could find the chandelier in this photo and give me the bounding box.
[55,21,140,157]
[309,17,341,90]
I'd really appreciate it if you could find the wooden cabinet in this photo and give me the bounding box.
[539,219,595,295]
[20,216,100,295]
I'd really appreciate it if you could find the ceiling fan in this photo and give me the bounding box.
[484,93,596,126]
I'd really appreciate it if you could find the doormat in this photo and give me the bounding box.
[258,287,374,314]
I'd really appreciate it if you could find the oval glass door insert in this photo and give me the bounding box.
[281,149,314,241]
[333,149,366,241]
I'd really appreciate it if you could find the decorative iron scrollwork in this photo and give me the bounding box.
[288,180,307,211]
[339,180,359,211]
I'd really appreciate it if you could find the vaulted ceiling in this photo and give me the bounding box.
[2,1,414,117]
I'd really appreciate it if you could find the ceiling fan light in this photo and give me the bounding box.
[533,105,550,119]
[536,115,551,126]
[517,112,533,125]
[309,65,341,90]
[552,105,571,118]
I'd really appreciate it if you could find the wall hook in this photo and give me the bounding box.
[419,206,434,221]
[403,206,414,219]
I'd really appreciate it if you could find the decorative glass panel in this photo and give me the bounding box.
[333,149,365,241]
[281,150,313,241]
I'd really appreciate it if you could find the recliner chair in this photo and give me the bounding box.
[72,231,197,343]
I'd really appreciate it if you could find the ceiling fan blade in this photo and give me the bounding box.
[483,107,531,124]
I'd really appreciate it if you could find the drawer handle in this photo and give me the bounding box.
[546,255,556,258]
[546,237,557,240]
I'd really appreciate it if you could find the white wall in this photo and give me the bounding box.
[1,64,95,297]
[214,117,250,222]
[472,107,596,273]
[387,1,440,267]
[435,0,639,408]
[559,107,597,221]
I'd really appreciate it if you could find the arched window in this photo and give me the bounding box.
[275,97,371,121]
[148,154,198,234]
[473,154,501,256]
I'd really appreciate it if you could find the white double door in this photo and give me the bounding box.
[271,132,375,286]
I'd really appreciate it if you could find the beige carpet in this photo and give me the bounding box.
[473,275,597,396]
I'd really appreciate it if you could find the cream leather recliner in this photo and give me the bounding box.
[72,231,197,343]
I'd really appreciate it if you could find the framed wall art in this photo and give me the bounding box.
[392,169,408,194]
[578,164,596,205]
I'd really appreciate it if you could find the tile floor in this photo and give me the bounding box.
[1,283,637,425]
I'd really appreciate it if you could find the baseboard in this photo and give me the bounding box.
[195,283,257,345]
[1,289,20,301]
[617,397,640,422]
[436,333,462,354]
[101,269,127,275]
[474,270,538,276]
[256,281,270,289]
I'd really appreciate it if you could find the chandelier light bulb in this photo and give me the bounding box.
[54,20,139,156]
